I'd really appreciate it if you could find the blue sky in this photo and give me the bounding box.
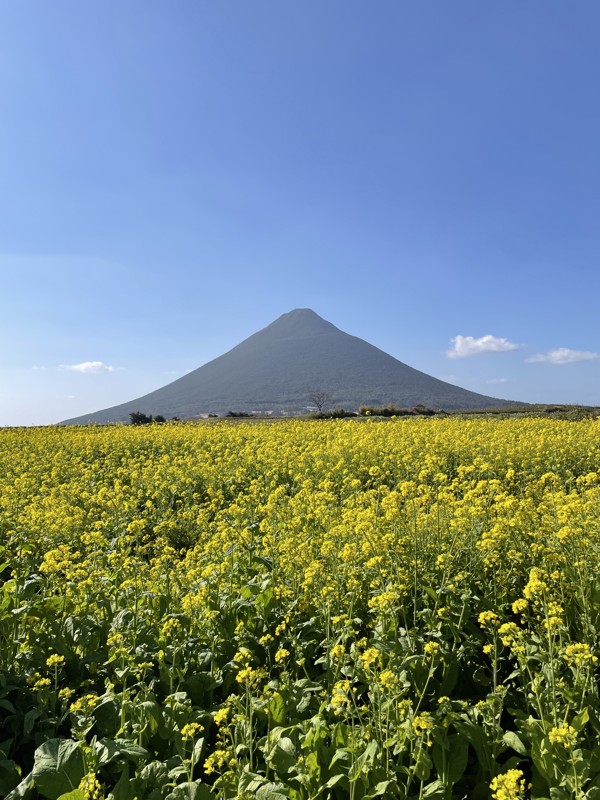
[1,1,599,425]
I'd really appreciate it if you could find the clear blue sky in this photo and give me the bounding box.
[1,1,599,425]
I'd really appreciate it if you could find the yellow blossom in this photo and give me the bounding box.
[490,769,526,800]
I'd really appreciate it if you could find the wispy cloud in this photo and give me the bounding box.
[447,335,520,359]
[487,377,508,384]
[60,361,119,373]
[526,348,599,365]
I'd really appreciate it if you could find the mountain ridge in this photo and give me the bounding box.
[60,309,519,424]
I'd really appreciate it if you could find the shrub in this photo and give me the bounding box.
[129,411,153,425]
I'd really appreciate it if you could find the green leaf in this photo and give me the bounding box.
[531,736,555,785]
[107,767,132,800]
[238,771,267,794]
[23,709,40,736]
[445,735,469,785]
[324,773,348,790]
[304,750,320,783]
[0,757,21,796]
[268,693,287,726]
[364,780,396,798]
[453,719,492,774]
[549,788,569,800]
[333,722,350,748]
[413,747,433,782]
[31,739,85,800]
[165,783,215,800]
[572,708,590,732]
[140,701,164,732]
[93,738,149,767]
[56,792,85,800]
[182,674,218,707]
[421,780,445,798]
[265,737,296,776]
[92,697,120,737]
[502,731,528,757]
[255,783,290,800]
[329,748,350,770]
[6,773,35,800]
[349,741,378,782]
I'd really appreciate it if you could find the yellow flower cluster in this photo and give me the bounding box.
[548,723,578,749]
[564,642,597,667]
[180,721,204,739]
[412,713,435,734]
[490,769,526,800]
[69,694,100,714]
[78,772,104,800]
[3,417,600,796]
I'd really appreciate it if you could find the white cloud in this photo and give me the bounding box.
[60,361,117,373]
[487,377,508,384]
[526,348,599,365]
[447,335,520,359]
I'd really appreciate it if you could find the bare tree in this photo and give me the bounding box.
[308,391,331,413]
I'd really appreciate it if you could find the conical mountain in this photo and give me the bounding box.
[61,309,518,424]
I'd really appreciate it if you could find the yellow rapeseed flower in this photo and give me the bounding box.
[490,769,526,800]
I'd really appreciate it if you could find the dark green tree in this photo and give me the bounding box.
[129,411,153,425]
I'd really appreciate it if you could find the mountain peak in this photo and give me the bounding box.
[263,308,340,339]
[61,309,519,423]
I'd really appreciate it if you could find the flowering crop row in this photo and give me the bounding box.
[1,417,600,799]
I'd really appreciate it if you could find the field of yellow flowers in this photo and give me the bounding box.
[1,417,600,800]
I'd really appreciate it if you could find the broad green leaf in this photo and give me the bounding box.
[502,731,528,757]
[421,780,445,798]
[265,736,296,775]
[572,708,590,732]
[56,792,85,800]
[92,697,120,737]
[549,788,570,800]
[268,692,287,726]
[107,767,132,800]
[413,747,433,782]
[256,783,290,800]
[324,773,347,789]
[31,739,85,800]
[304,750,320,782]
[6,772,35,800]
[93,738,149,766]
[165,783,215,800]
[364,780,396,798]
[238,771,267,793]
[445,734,469,784]
[23,709,40,736]
[349,741,378,782]
[0,757,21,796]
[329,748,350,769]
[139,761,169,783]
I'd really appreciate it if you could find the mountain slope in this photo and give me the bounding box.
[61,309,518,423]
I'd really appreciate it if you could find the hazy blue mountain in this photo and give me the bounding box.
[60,309,519,423]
